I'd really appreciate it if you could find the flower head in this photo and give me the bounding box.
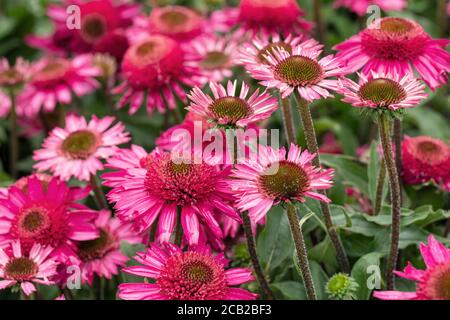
[17,55,100,117]
[334,0,406,16]
[325,273,358,300]
[245,44,345,100]
[0,241,58,296]
[102,146,240,245]
[0,58,29,89]
[113,35,204,114]
[0,176,98,260]
[118,243,257,300]
[334,17,450,90]
[187,81,278,128]
[33,114,130,181]
[338,71,427,110]
[77,210,142,284]
[401,136,450,188]
[374,235,450,300]
[230,144,334,223]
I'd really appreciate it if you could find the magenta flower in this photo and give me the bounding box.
[187,81,278,128]
[0,57,29,88]
[374,235,450,300]
[113,35,204,114]
[338,71,427,110]
[0,241,58,296]
[334,0,406,16]
[33,114,130,181]
[245,44,344,100]
[27,0,140,60]
[334,17,450,90]
[102,146,240,245]
[0,176,98,261]
[77,210,142,285]
[230,144,334,223]
[17,55,100,117]
[118,243,257,300]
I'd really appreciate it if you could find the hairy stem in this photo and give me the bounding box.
[393,119,403,204]
[280,97,296,145]
[378,113,401,290]
[295,93,350,273]
[286,203,316,300]
[9,90,18,178]
[242,211,274,300]
[174,206,183,246]
[313,0,325,44]
[374,159,386,216]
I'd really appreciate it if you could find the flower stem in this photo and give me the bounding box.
[437,0,448,38]
[242,211,274,300]
[174,206,183,246]
[378,113,401,290]
[90,175,108,209]
[61,287,73,300]
[8,90,18,179]
[280,97,296,145]
[286,203,316,300]
[313,0,325,44]
[393,119,403,204]
[374,159,386,216]
[294,93,350,273]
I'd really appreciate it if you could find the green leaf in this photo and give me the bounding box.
[309,237,338,268]
[351,252,384,300]
[271,281,306,300]
[406,107,450,140]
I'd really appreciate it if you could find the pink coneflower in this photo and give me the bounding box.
[374,235,450,300]
[191,35,239,83]
[334,0,406,16]
[338,71,427,110]
[102,146,240,245]
[230,144,334,223]
[0,241,58,296]
[118,243,257,300]
[0,58,28,89]
[187,81,278,128]
[33,114,130,181]
[27,0,140,60]
[77,210,142,284]
[0,176,98,260]
[401,136,450,188]
[334,17,450,90]
[0,90,11,118]
[17,55,100,117]
[113,35,204,114]
[245,44,345,100]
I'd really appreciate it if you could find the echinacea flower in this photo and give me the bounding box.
[338,71,427,110]
[192,35,239,83]
[17,55,100,117]
[113,35,204,114]
[0,90,11,118]
[374,235,450,300]
[187,81,278,128]
[0,57,28,89]
[77,210,142,284]
[334,0,406,16]
[245,44,345,100]
[230,144,334,223]
[0,176,98,260]
[334,17,450,90]
[401,136,450,188]
[33,114,130,181]
[118,243,257,300]
[0,241,58,296]
[27,0,140,60]
[102,146,240,245]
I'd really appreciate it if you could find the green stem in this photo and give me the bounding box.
[90,175,108,209]
[174,206,183,246]
[286,203,316,300]
[61,287,73,300]
[393,119,403,204]
[242,211,274,300]
[294,93,350,273]
[9,90,18,179]
[280,97,296,145]
[313,0,325,44]
[378,113,401,290]
[374,159,386,216]
[437,0,448,38]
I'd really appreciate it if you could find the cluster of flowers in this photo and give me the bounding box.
[0,0,449,300]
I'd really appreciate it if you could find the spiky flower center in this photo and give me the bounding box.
[159,10,188,27]
[0,68,24,87]
[5,257,38,282]
[81,14,107,43]
[158,252,227,300]
[62,130,99,160]
[18,207,50,237]
[421,263,450,300]
[200,51,230,70]
[274,55,322,86]
[259,160,309,200]
[409,138,450,165]
[209,97,252,124]
[380,18,414,34]
[358,78,406,106]
[257,42,292,64]
[78,229,111,261]
[326,273,358,300]
[33,60,69,84]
